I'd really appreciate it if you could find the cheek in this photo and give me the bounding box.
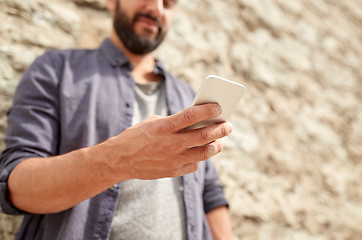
[162,12,174,31]
[118,1,138,20]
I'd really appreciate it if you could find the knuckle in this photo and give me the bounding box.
[163,117,177,133]
[144,115,162,128]
[153,118,171,134]
[171,163,187,177]
[156,142,171,154]
[149,115,162,120]
[201,151,210,161]
[183,108,197,124]
[200,129,214,143]
[169,160,179,170]
[170,138,183,150]
[184,163,198,174]
[190,163,200,172]
[156,138,182,154]
[202,145,214,160]
[181,162,201,175]
[168,167,179,177]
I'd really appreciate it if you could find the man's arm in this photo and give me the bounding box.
[206,206,233,240]
[8,104,232,214]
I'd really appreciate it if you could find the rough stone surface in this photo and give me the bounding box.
[0,0,361,239]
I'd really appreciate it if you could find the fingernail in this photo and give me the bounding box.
[226,122,233,134]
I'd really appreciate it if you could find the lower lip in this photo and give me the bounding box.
[136,18,159,33]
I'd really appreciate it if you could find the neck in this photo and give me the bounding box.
[110,31,158,84]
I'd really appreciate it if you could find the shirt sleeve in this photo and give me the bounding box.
[202,160,229,213]
[0,52,61,214]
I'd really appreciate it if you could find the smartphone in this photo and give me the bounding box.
[185,75,246,130]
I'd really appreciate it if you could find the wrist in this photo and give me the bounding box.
[85,137,132,183]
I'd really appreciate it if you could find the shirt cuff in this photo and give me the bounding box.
[0,155,33,215]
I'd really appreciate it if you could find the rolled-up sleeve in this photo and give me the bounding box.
[0,52,61,214]
[0,152,35,214]
[203,160,229,213]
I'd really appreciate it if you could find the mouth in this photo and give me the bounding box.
[134,14,162,35]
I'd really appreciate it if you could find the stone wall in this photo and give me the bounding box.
[0,0,361,239]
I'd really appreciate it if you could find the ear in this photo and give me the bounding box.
[106,0,117,14]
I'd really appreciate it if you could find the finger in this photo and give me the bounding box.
[163,104,222,133]
[180,122,232,148]
[178,162,200,176]
[180,139,225,163]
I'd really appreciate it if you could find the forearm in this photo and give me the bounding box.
[206,206,233,240]
[7,104,232,214]
[8,142,123,214]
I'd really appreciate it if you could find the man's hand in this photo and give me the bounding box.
[8,103,232,214]
[102,103,233,180]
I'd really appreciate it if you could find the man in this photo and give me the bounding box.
[0,0,233,239]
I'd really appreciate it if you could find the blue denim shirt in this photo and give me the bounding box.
[0,39,228,240]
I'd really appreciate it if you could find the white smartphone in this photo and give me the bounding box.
[185,75,246,130]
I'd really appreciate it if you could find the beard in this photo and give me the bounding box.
[113,1,167,55]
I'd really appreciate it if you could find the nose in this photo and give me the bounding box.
[144,0,164,18]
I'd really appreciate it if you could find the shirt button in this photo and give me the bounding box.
[126,72,131,78]
[125,102,131,108]
[110,184,118,192]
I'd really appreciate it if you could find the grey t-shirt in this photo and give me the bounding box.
[132,80,168,125]
[110,80,187,240]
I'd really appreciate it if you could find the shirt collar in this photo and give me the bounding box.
[100,38,168,77]
[153,59,167,79]
[100,38,131,68]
